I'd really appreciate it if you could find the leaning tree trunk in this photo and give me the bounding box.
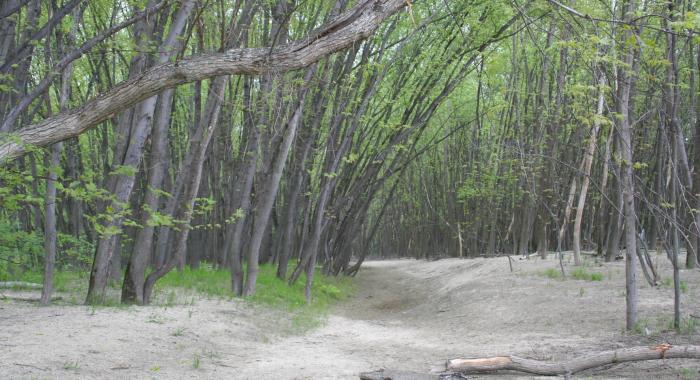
[692,44,700,269]
[572,70,604,263]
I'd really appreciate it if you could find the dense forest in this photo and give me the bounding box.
[2,0,700,345]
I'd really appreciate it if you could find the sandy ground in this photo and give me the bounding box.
[2,253,700,379]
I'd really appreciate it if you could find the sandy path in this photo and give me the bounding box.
[2,255,700,379]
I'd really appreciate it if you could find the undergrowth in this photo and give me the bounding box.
[2,262,353,326]
[156,263,352,310]
[0,270,88,293]
[660,277,688,293]
[155,263,353,331]
[540,267,603,281]
[570,267,603,281]
[632,316,698,336]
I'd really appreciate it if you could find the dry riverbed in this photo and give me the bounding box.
[2,253,700,379]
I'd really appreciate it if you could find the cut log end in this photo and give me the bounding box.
[446,356,513,372]
[359,369,467,380]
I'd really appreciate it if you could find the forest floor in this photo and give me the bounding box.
[2,253,700,379]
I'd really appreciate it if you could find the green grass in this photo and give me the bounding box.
[679,367,697,380]
[2,262,353,330]
[62,361,80,370]
[541,268,563,279]
[192,355,201,369]
[156,265,232,299]
[661,278,688,293]
[156,263,353,332]
[631,316,698,336]
[632,318,650,335]
[156,263,352,311]
[539,267,603,282]
[571,267,603,281]
[666,317,698,334]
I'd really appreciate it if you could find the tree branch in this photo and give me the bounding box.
[0,0,407,162]
[0,0,170,132]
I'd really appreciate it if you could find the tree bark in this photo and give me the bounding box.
[42,8,78,304]
[617,0,639,330]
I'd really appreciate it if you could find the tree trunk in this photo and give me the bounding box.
[617,0,639,330]
[40,142,61,305]
[42,10,78,303]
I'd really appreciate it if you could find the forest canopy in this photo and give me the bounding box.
[1,0,700,333]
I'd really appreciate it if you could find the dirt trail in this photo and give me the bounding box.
[2,255,700,379]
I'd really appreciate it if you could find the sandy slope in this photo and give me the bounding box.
[2,254,700,379]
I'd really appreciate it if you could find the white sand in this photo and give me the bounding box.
[2,253,699,379]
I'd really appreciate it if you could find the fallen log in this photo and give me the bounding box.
[359,369,466,380]
[446,344,700,376]
[0,281,43,289]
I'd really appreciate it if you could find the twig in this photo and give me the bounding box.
[14,363,48,371]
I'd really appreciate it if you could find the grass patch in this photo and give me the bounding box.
[155,263,353,331]
[156,265,232,300]
[632,318,650,335]
[192,354,201,369]
[632,316,698,336]
[541,268,563,279]
[571,267,603,281]
[3,262,353,328]
[679,368,698,380]
[661,278,688,293]
[250,264,352,310]
[171,327,186,336]
[156,263,352,310]
[664,317,698,335]
[62,361,80,370]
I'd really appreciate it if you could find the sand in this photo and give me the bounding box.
[2,252,699,379]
